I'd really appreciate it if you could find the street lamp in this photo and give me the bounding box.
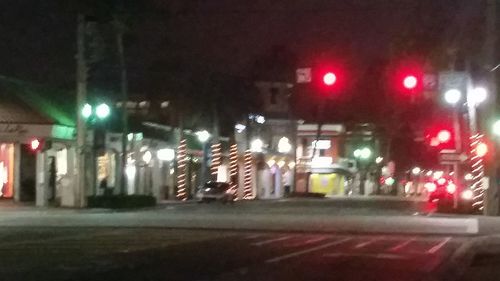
[469,87,488,106]
[195,130,211,143]
[412,167,421,175]
[95,103,111,120]
[81,103,92,119]
[444,89,462,105]
[250,138,264,152]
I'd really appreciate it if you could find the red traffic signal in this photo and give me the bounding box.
[323,72,337,86]
[403,75,418,90]
[437,130,452,143]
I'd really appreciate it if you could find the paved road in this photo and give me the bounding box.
[0,227,467,281]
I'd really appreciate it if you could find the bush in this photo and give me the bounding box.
[87,195,156,209]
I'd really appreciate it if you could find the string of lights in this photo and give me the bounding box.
[210,143,222,177]
[176,139,188,201]
[470,134,485,210]
[243,150,253,199]
[229,144,239,198]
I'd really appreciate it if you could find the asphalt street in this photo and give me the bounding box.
[0,198,497,281]
[0,227,466,281]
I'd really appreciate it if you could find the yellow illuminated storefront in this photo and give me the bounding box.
[310,173,345,196]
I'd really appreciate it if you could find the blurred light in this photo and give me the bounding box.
[323,72,337,86]
[142,151,152,164]
[449,172,455,176]
[311,157,333,167]
[384,177,395,186]
[81,103,92,119]
[125,165,136,179]
[430,137,440,147]
[312,140,331,149]
[476,142,488,157]
[250,139,264,152]
[405,181,413,193]
[288,162,295,169]
[493,120,500,137]
[426,170,433,177]
[157,148,175,161]
[411,167,421,175]
[461,189,473,200]
[353,149,361,158]
[277,160,286,168]
[444,89,461,104]
[169,168,175,175]
[433,171,444,180]
[446,183,457,194]
[360,147,372,159]
[437,130,451,143]
[267,159,276,167]
[195,130,210,143]
[235,123,246,133]
[464,173,473,181]
[403,75,417,90]
[127,133,133,141]
[96,103,111,119]
[30,138,41,151]
[469,87,487,106]
[437,178,447,185]
[255,115,266,124]
[278,137,292,153]
[375,157,383,164]
[425,182,437,193]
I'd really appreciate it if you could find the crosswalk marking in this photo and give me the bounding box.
[266,237,352,263]
[324,252,408,260]
[285,236,328,247]
[252,235,293,246]
[426,237,451,254]
[388,237,416,252]
[354,237,381,249]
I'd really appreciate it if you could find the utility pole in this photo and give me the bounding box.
[75,14,88,207]
[115,18,128,196]
[483,0,498,215]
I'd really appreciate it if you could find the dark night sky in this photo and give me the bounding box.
[0,0,484,90]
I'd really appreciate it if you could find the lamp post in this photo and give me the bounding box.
[196,130,211,185]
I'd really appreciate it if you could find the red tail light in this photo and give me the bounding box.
[446,183,457,194]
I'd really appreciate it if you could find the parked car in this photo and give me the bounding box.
[196,182,235,203]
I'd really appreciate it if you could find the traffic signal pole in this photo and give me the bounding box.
[483,0,498,216]
[75,14,88,207]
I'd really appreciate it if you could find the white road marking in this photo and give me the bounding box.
[324,253,408,260]
[285,236,328,247]
[427,237,452,254]
[244,234,264,239]
[354,237,381,249]
[388,237,416,252]
[252,235,293,246]
[266,237,352,263]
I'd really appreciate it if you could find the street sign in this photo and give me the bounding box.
[439,150,468,164]
[296,68,312,83]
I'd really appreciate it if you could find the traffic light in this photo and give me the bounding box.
[403,75,418,90]
[323,72,337,86]
[437,130,451,143]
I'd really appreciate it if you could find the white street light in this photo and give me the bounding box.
[250,138,264,152]
[195,130,210,143]
[277,137,292,153]
[142,150,152,164]
[469,87,488,106]
[157,148,175,161]
[360,147,372,159]
[412,167,421,175]
[375,156,383,164]
[95,103,111,119]
[444,89,462,104]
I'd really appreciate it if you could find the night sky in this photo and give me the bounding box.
[0,0,483,89]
